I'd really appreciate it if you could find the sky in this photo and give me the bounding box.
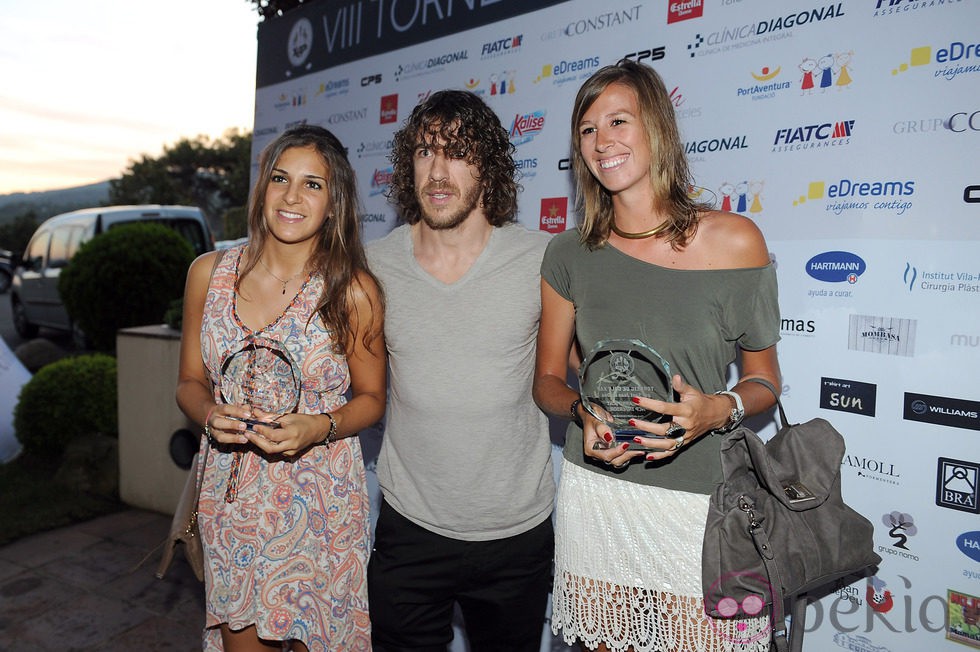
[0,0,259,195]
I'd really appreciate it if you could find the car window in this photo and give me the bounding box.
[24,231,51,269]
[107,217,209,256]
[48,226,79,268]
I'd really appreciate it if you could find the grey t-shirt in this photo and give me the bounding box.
[367,223,555,540]
[541,228,780,495]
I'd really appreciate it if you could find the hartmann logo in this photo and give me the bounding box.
[806,251,866,283]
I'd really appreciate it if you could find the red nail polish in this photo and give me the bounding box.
[621,443,630,450]
[604,433,613,442]
[646,454,656,461]
[633,437,642,443]
[631,397,641,404]
[628,419,637,427]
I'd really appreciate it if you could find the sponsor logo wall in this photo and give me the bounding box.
[254,2,979,650]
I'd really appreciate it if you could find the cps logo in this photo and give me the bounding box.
[623,46,666,64]
[361,73,383,87]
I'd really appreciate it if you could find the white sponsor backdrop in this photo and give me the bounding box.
[253,2,980,650]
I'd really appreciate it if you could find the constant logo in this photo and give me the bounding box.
[540,5,643,40]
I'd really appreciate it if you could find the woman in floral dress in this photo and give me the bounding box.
[176,125,385,651]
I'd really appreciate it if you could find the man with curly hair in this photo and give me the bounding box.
[366,90,555,650]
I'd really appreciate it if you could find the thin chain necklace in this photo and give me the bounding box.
[258,257,304,294]
[610,220,668,240]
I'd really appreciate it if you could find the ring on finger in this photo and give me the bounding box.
[665,422,686,450]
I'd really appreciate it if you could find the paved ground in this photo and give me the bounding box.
[0,509,572,651]
[0,509,204,651]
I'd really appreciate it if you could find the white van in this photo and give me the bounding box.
[11,205,213,339]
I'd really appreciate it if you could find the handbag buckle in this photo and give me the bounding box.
[783,481,817,504]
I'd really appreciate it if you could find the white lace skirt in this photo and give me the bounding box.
[551,459,770,652]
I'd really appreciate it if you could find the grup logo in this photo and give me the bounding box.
[956,531,980,563]
[806,251,866,283]
[882,511,917,551]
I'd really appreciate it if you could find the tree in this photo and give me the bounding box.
[0,211,40,254]
[109,129,251,238]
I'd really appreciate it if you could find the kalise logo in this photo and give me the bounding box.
[509,111,546,147]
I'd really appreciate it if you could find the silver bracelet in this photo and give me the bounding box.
[321,412,338,444]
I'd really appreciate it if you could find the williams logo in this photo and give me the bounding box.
[821,377,876,417]
[848,315,916,357]
[936,457,979,514]
[904,392,980,431]
[806,251,865,283]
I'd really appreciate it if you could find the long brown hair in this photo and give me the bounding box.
[388,90,519,226]
[571,59,712,249]
[241,125,382,355]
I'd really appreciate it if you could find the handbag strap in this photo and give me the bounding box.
[743,377,790,427]
[740,376,807,652]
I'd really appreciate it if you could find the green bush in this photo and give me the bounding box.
[222,205,247,240]
[59,222,194,351]
[14,354,118,458]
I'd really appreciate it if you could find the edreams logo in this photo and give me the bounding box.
[792,179,914,215]
[533,57,601,86]
[957,531,980,563]
[806,251,866,283]
[890,41,980,81]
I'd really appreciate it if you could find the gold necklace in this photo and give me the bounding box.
[609,220,668,240]
[258,257,304,294]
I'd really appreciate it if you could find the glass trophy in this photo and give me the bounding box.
[578,338,673,444]
[219,335,302,419]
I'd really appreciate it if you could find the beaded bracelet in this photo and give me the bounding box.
[321,412,338,444]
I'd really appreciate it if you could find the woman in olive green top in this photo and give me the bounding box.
[533,60,782,652]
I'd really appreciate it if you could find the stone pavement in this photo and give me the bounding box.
[0,509,203,651]
[0,509,572,651]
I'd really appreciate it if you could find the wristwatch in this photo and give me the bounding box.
[715,390,745,432]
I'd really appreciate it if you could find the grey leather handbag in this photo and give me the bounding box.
[702,378,881,652]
